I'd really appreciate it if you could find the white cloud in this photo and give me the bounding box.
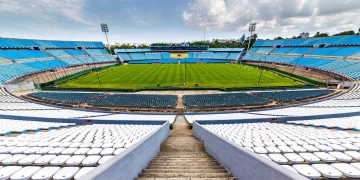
[182,0,360,39]
[0,0,92,24]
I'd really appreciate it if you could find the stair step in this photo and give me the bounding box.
[138,173,233,178]
[155,155,211,158]
[146,166,224,169]
[142,169,228,173]
[148,162,221,166]
[151,159,217,163]
[136,178,237,180]
[153,157,214,160]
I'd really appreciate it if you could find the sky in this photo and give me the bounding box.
[0,0,360,44]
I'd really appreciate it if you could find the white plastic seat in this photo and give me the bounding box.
[342,144,360,151]
[313,152,336,163]
[79,143,92,148]
[23,147,42,154]
[90,143,103,148]
[74,167,95,179]
[252,142,265,147]
[0,166,22,180]
[312,164,343,179]
[283,153,304,164]
[87,148,102,155]
[114,148,125,155]
[268,154,288,165]
[289,145,306,153]
[2,154,26,165]
[74,148,90,155]
[314,144,333,152]
[281,165,298,174]
[53,167,80,180]
[98,156,114,165]
[350,163,360,170]
[48,148,66,155]
[345,151,360,160]
[292,164,321,179]
[263,141,276,147]
[18,155,42,165]
[10,147,29,154]
[253,147,268,154]
[0,154,11,162]
[302,145,319,152]
[278,146,294,153]
[31,167,60,180]
[36,147,54,155]
[66,155,86,166]
[61,148,78,155]
[0,147,16,154]
[34,155,56,165]
[69,143,82,148]
[50,155,71,166]
[328,152,353,162]
[81,155,101,166]
[100,148,115,155]
[332,163,360,178]
[241,142,254,147]
[258,154,271,160]
[112,143,125,148]
[101,143,114,148]
[328,144,346,151]
[299,153,320,163]
[265,146,281,154]
[10,166,41,180]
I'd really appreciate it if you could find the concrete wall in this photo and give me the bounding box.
[80,121,170,180]
[193,121,309,180]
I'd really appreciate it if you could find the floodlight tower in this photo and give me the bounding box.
[246,22,257,52]
[101,23,111,53]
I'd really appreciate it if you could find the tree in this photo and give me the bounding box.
[313,32,329,37]
[274,36,284,40]
[332,30,355,36]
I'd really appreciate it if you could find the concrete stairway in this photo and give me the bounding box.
[136,116,236,180]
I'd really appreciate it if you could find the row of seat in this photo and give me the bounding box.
[183,93,271,108]
[254,89,333,102]
[0,166,94,180]
[203,122,360,179]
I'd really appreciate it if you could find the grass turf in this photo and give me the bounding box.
[59,64,303,89]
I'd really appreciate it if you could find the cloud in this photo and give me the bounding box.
[0,0,91,24]
[182,0,360,38]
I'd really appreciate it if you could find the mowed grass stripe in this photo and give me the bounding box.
[60,64,302,89]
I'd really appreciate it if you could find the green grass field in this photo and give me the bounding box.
[59,64,303,90]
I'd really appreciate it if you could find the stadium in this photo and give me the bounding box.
[1,1,360,180]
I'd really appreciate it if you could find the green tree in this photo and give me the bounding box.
[332,30,355,36]
[313,32,329,37]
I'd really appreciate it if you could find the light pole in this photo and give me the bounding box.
[246,22,257,53]
[101,23,111,53]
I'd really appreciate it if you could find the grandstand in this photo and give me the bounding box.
[2,34,360,180]
[242,35,360,81]
[115,46,243,64]
[0,38,118,85]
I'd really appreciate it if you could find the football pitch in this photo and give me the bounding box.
[59,64,303,90]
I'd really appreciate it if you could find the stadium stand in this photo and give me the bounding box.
[0,38,117,84]
[0,122,160,179]
[28,92,103,104]
[201,122,360,179]
[183,93,271,108]
[243,35,360,80]
[88,94,177,108]
[115,47,243,64]
[254,89,333,102]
